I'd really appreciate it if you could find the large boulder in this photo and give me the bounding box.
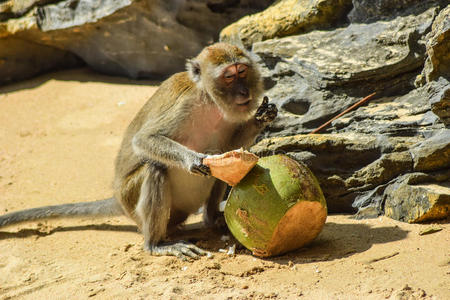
[252,5,439,135]
[0,0,273,85]
[420,5,450,83]
[428,78,450,126]
[348,0,447,23]
[220,0,353,48]
[384,172,450,223]
[237,1,450,222]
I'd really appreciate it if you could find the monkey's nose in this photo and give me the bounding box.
[239,87,249,97]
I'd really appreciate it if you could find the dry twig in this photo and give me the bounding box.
[309,92,376,134]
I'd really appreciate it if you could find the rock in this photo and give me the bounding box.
[384,173,450,223]
[252,5,438,136]
[348,0,446,23]
[0,0,53,20]
[251,133,409,212]
[231,1,449,222]
[346,151,413,188]
[220,0,353,48]
[410,129,450,172]
[0,0,272,85]
[0,36,82,84]
[251,129,450,218]
[428,77,450,126]
[421,5,450,83]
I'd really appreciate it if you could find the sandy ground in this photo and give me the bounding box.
[0,68,448,300]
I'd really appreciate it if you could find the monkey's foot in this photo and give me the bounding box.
[147,241,209,260]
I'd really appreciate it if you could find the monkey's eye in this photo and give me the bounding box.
[224,70,235,84]
[237,64,248,78]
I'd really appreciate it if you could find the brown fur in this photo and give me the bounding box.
[203,43,246,65]
[112,43,272,258]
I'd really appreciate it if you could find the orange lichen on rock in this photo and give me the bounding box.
[203,149,259,186]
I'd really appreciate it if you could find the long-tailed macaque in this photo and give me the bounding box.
[0,43,277,259]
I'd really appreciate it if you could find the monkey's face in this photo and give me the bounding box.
[217,63,259,109]
[186,43,264,123]
[208,61,263,122]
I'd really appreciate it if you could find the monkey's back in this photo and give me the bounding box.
[113,72,196,189]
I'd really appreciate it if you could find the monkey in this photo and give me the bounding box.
[0,43,277,259]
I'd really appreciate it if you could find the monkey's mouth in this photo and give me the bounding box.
[235,99,251,106]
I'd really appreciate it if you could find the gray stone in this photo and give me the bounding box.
[220,0,352,48]
[251,133,416,212]
[0,37,82,83]
[0,0,272,85]
[352,185,386,219]
[253,5,439,136]
[348,0,446,23]
[0,0,54,20]
[236,1,450,222]
[410,129,450,172]
[331,82,446,136]
[421,5,450,83]
[384,172,450,223]
[346,151,413,189]
[428,77,450,125]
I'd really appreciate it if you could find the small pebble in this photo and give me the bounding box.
[227,244,236,256]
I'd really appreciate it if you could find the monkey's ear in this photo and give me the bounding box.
[186,59,201,83]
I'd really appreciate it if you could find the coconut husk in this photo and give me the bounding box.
[203,149,259,186]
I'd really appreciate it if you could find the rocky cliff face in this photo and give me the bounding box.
[229,0,449,222]
[0,0,273,84]
[1,0,448,222]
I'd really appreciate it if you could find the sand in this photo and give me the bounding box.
[0,69,448,300]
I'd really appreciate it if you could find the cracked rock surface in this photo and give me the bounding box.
[241,0,450,222]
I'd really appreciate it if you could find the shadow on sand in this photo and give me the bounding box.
[165,217,410,263]
[0,216,409,264]
[270,221,409,265]
[0,223,138,240]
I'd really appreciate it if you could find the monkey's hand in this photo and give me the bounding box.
[148,241,209,260]
[189,155,211,176]
[255,96,278,124]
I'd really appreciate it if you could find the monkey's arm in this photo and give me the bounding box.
[230,97,278,149]
[131,123,210,176]
[230,119,265,149]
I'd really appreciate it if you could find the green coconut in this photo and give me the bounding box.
[224,155,327,257]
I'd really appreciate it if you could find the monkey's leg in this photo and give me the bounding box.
[135,165,206,259]
[203,180,228,230]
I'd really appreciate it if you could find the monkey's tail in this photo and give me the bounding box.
[0,198,123,228]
